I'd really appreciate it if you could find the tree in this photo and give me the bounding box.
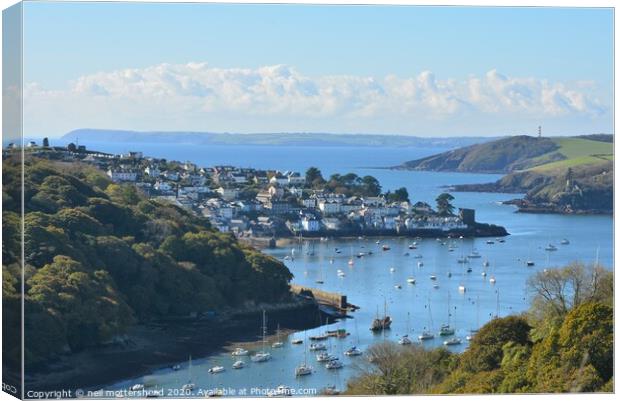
[387,187,410,203]
[305,167,325,187]
[435,193,455,216]
[361,175,382,196]
[42,137,49,147]
[67,142,77,152]
[526,262,612,321]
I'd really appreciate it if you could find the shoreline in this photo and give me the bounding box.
[25,299,328,392]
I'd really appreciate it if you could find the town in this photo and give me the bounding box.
[9,139,504,244]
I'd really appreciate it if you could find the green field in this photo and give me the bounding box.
[529,137,613,172]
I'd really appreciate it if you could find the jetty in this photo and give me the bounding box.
[290,285,358,317]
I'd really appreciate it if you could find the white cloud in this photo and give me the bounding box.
[23,62,609,136]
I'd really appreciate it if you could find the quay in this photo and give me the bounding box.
[290,284,358,318]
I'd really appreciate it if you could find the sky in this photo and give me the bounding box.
[19,1,614,137]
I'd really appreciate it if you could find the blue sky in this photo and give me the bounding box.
[21,2,614,137]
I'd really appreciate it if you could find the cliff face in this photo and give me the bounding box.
[397,136,561,173]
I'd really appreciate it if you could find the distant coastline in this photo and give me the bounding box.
[53,128,498,149]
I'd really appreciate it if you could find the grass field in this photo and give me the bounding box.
[529,137,613,172]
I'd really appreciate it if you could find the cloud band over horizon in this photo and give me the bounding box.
[23,62,611,137]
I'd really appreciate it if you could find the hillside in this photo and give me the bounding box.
[58,128,495,149]
[397,135,613,173]
[2,154,294,368]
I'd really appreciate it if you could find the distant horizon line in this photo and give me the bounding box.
[27,128,614,140]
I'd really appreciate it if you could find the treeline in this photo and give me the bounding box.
[305,167,409,201]
[346,262,613,394]
[2,156,293,368]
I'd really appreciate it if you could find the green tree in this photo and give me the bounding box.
[435,193,455,216]
[305,167,325,187]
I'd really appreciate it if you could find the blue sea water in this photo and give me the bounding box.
[80,141,612,396]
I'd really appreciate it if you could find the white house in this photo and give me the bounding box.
[154,181,173,192]
[322,218,341,230]
[144,166,162,177]
[269,174,289,186]
[301,216,321,232]
[287,173,306,186]
[163,171,180,181]
[217,187,239,201]
[318,200,341,215]
[302,198,317,208]
[107,169,138,182]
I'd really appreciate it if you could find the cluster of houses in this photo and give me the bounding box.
[12,140,473,239]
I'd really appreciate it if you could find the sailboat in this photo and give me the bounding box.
[439,294,455,336]
[419,295,435,340]
[295,332,312,377]
[467,295,481,340]
[272,324,284,348]
[251,310,272,362]
[348,245,355,266]
[398,312,413,345]
[370,300,392,332]
[181,355,195,392]
[489,260,496,284]
[344,319,363,356]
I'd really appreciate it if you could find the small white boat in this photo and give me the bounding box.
[291,338,303,345]
[171,364,181,371]
[390,267,396,272]
[394,284,402,289]
[344,346,363,356]
[486,240,495,244]
[316,352,338,362]
[309,343,326,351]
[130,384,144,391]
[322,385,340,395]
[444,338,462,346]
[326,359,344,369]
[545,244,558,251]
[231,347,249,356]
[348,258,354,266]
[208,366,225,374]
[430,275,437,280]
[268,385,292,397]
[457,257,469,264]
[458,285,466,292]
[272,341,284,348]
[414,254,423,259]
[483,260,490,267]
[468,250,482,258]
[337,269,346,277]
[181,383,195,392]
[407,277,416,284]
[465,335,474,341]
[433,284,439,289]
[398,335,412,345]
[489,276,496,284]
[232,360,245,369]
[251,351,272,362]
[526,260,535,266]
[439,324,455,336]
[418,331,434,340]
[481,271,487,277]
[418,261,424,267]
[295,364,312,376]
[560,239,570,245]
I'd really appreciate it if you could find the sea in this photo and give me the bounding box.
[65,140,613,396]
